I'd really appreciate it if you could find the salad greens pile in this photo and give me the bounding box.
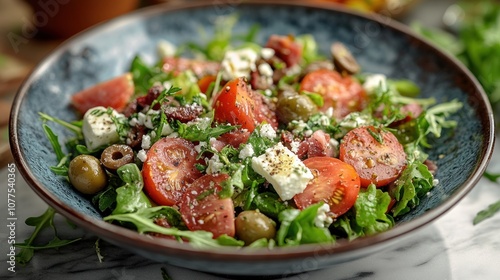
[413,0,500,225]
[18,14,463,265]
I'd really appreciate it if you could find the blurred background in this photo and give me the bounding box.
[0,0,497,167]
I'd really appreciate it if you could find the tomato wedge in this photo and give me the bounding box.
[339,126,407,187]
[142,138,203,206]
[294,157,360,218]
[299,69,366,119]
[71,73,134,115]
[212,77,277,132]
[179,174,235,238]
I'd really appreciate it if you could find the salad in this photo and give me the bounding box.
[41,18,462,248]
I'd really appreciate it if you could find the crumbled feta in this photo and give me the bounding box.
[433,178,439,186]
[259,123,277,139]
[363,74,387,93]
[161,122,174,136]
[129,117,139,127]
[137,112,147,126]
[141,134,151,149]
[157,39,177,58]
[144,110,160,129]
[137,149,148,162]
[194,141,208,153]
[260,47,275,60]
[206,154,224,174]
[289,120,310,136]
[251,143,313,201]
[221,48,258,80]
[239,143,254,159]
[258,62,273,77]
[82,106,122,150]
[314,204,333,228]
[290,140,301,153]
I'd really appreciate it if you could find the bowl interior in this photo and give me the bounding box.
[10,1,494,275]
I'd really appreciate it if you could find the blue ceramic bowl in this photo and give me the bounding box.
[10,1,495,276]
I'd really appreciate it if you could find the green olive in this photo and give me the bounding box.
[276,90,318,123]
[68,154,107,195]
[235,210,276,245]
[100,144,134,172]
[331,42,360,75]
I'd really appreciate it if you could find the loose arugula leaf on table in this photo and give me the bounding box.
[473,201,500,225]
[473,171,500,225]
[15,207,82,265]
[104,206,244,248]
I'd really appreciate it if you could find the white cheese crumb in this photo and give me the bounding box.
[239,143,254,159]
[137,149,148,162]
[251,142,313,201]
[141,134,151,149]
[157,39,177,58]
[82,106,122,150]
[206,154,224,175]
[363,74,387,93]
[221,48,258,80]
[259,123,277,139]
[314,204,333,228]
[260,47,275,60]
[194,141,207,153]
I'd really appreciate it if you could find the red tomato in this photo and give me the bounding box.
[294,157,360,218]
[162,57,220,78]
[217,130,251,149]
[265,35,302,67]
[339,126,407,187]
[179,174,235,238]
[71,73,134,115]
[197,75,217,94]
[142,138,203,206]
[299,69,367,119]
[212,77,277,132]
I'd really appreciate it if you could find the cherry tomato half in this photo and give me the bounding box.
[294,157,360,218]
[142,138,203,206]
[339,126,407,187]
[71,73,134,115]
[179,174,235,238]
[212,77,277,132]
[299,69,367,119]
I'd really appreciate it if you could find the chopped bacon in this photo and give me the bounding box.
[297,130,335,160]
[265,35,302,67]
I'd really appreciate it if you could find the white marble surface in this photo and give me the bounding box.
[0,137,499,280]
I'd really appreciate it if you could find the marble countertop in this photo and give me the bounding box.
[1,138,499,280]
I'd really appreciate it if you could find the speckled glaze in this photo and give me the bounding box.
[9,1,494,276]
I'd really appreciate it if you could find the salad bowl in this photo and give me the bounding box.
[9,0,494,276]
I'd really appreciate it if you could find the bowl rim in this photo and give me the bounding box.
[9,0,496,263]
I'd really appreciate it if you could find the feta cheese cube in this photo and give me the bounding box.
[157,39,177,58]
[82,106,121,150]
[252,143,313,201]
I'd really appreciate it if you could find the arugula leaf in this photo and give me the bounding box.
[112,164,152,215]
[104,206,244,248]
[473,200,500,225]
[354,185,394,235]
[39,112,83,139]
[176,121,235,142]
[92,186,117,213]
[295,34,325,64]
[276,203,334,246]
[252,192,290,219]
[16,207,81,265]
[483,171,500,183]
[390,160,434,217]
[130,55,171,95]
